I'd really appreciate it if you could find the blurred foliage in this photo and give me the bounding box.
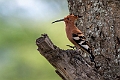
[0,0,72,80]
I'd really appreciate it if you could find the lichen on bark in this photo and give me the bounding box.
[67,0,120,80]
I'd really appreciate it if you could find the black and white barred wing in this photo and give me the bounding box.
[72,33,90,52]
[72,33,95,62]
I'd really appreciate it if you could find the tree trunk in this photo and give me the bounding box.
[67,0,120,79]
[36,0,120,80]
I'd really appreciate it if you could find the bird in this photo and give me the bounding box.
[52,14,95,63]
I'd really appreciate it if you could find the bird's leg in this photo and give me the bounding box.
[66,45,76,49]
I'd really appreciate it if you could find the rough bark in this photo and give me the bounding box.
[36,0,120,80]
[36,34,103,80]
[67,0,120,80]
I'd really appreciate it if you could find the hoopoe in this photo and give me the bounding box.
[52,14,95,63]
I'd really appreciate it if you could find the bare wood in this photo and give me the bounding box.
[36,34,103,80]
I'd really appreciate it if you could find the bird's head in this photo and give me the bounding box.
[52,14,82,24]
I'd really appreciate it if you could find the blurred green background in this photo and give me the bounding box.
[0,0,73,80]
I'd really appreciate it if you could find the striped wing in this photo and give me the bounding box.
[72,33,95,62]
[72,33,90,51]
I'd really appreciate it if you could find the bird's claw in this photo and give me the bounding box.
[66,45,76,49]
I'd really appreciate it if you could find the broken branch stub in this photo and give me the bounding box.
[36,34,103,80]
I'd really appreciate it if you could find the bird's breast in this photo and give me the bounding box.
[65,26,80,48]
[65,27,72,40]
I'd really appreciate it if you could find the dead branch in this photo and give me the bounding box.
[36,34,103,80]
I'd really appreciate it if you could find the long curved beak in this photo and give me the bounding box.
[52,19,64,24]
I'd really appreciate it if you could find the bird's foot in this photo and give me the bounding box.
[66,45,76,49]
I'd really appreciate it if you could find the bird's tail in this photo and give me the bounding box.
[89,50,97,68]
[89,53,95,62]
